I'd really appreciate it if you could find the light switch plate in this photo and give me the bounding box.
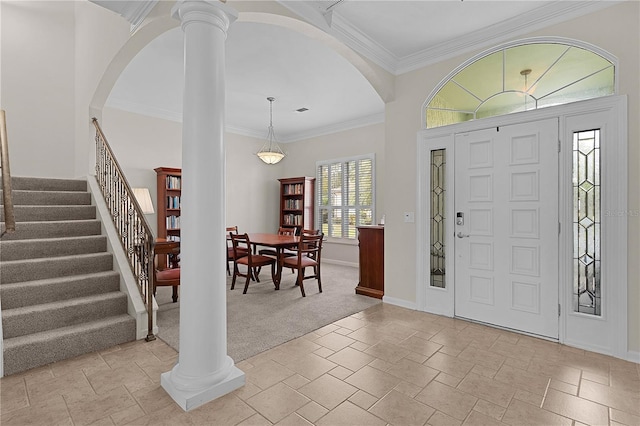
[404,212,415,223]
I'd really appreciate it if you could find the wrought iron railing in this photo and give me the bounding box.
[92,118,156,341]
[0,110,16,236]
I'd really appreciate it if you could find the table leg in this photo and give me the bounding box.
[273,247,283,290]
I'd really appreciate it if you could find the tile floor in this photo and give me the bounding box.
[1,303,639,425]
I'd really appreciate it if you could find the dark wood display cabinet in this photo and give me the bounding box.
[356,225,384,299]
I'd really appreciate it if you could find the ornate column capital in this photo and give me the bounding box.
[171,0,238,35]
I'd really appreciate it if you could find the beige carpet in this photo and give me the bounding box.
[155,263,381,361]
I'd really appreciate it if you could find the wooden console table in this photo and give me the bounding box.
[355,225,384,299]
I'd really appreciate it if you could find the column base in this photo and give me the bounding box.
[161,365,245,411]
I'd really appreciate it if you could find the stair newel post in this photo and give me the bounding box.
[146,239,156,341]
[0,110,16,234]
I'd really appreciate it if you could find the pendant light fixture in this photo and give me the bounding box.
[257,97,285,164]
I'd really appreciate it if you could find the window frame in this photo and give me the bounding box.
[316,153,376,242]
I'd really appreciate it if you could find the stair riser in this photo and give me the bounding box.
[1,205,96,222]
[2,316,136,376]
[0,236,107,261]
[2,294,128,338]
[0,272,120,309]
[1,190,91,206]
[2,177,87,192]
[1,253,113,284]
[0,220,101,240]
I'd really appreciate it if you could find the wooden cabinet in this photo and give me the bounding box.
[356,225,384,299]
[155,167,182,242]
[278,177,315,235]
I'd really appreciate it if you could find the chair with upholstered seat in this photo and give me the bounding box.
[282,233,323,297]
[153,241,180,303]
[227,226,248,276]
[230,233,277,294]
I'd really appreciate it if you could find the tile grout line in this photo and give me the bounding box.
[539,377,551,408]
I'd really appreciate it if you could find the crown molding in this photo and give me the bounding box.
[279,112,385,143]
[90,0,158,32]
[105,99,182,122]
[329,13,398,74]
[106,101,384,143]
[395,1,622,74]
[280,0,622,76]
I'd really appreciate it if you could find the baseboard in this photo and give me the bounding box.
[322,258,358,268]
[382,296,417,310]
[626,349,640,363]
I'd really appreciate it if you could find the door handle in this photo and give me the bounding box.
[456,232,470,238]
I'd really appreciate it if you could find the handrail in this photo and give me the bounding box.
[92,117,156,341]
[0,110,16,236]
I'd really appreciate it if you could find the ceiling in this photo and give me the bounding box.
[104,0,614,143]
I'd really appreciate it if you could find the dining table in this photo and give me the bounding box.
[247,233,300,289]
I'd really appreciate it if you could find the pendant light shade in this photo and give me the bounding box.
[257,97,285,164]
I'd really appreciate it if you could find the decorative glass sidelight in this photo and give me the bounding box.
[573,129,601,315]
[430,149,446,288]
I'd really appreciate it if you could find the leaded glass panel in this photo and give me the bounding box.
[573,129,601,315]
[430,149,446,288]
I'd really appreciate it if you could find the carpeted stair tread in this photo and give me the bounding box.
[1,205,96,222]
[0,271,120,309]
[2,176,87,192]
[1,252,113,284]
[1,176,137,376]
[0,235,107,261]
[2,292,128,338]
[0,219,101,240]
[2,315,136,376]
[1,189,91,206]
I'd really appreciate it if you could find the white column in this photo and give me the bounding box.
[161,0,243,412]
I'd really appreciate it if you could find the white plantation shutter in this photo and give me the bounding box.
[316,154,375,239]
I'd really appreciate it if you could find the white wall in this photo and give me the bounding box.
[383,1,640,352]
[0,1,130,179]
[1,1,75,177]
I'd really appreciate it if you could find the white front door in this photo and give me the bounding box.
[454,118,559,338]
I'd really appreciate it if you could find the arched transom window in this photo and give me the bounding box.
[424,39,616,128]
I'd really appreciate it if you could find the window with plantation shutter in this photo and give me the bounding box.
[316,154,375,240]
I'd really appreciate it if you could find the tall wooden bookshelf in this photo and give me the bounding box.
[155,167,182,242]
[279,177,315,235]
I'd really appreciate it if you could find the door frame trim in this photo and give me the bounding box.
[416,95,628,359]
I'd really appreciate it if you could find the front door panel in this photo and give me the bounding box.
[454,119,559,338]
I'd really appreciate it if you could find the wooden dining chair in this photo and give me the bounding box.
[153,241,181,303]
[256,227,297,277]
[282,233,323,297]
[230,233,277,294]
[226,226,246,276]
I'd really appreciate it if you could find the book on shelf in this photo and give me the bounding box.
[284,183,304,195]
[285,199,302,209]
[283,214,303,225]
[166,215,181,230]
[167,196,181,209]
[166,176,181,189]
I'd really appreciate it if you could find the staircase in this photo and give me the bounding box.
[0,177,136,376]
